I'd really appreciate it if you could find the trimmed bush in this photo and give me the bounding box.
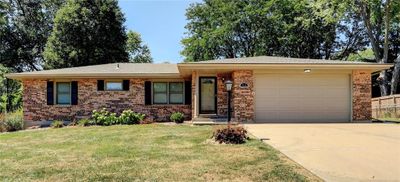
[77,119,95,126]
[92,109,145,126]
[212,126,249,144]
[51,120,64,128]
[170,112,185,123]
[92,108,117,126]
[119,110,145,124]
[3,111,24,132]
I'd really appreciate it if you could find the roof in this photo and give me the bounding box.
[6,56,393,79]
[178,56,393,73]
[6,63,180,79]
[184,56,385,65]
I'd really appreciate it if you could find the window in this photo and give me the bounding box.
[169,82,183,104]
[106,81,123,91]
[56,82,71,105]
[153,82,184,104]
[153,82,168,104]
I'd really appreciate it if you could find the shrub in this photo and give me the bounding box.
[3,111,24,132]
[212,126,249,144]
[77,119,95,126]
[51,120,64,128]
[92,108,145,126]
[170,112,185,123]
[92,108,118,126]
[119,110,145,124]
[0,122,5,132]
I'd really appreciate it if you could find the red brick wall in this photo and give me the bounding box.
[352,70,372,121]
[191,71,197,118]
[231,70,254,122]
[23,79,191,126]
[217,73,231,116]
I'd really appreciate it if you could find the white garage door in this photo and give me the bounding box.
[255,73,351,122]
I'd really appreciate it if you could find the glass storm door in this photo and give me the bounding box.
[200,77,217,114]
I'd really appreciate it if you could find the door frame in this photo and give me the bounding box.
[199,77,217,114]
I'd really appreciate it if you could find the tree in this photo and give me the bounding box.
[313,0,400,95]
[126,30,152,63]
[181,0,337,62]
[0,65,22,113]
[0,0,65,72]
[43,0,128,69]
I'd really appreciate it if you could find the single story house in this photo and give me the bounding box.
[6,56,392,126]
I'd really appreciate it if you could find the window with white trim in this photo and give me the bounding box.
[169,82,183,104]
[106,81,123,91]
[56,82,71,105]
[153,82,184,104]
[153,82,168,104]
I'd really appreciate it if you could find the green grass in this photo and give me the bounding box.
[376,117,400,122]
[0,124,320,181]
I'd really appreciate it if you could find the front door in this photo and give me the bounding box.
[199,77,217,114]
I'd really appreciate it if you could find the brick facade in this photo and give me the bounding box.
[22,69,373,125]
[23,79,191,126]
[231,70,255,122]
[191,71,197,118]
[352,70,372,121]
[216,73,231,116]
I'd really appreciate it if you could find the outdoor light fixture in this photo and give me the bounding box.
[304,69,311,73]
[225,80,233,123]
[225,80,233,91]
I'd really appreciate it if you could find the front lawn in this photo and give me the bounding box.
[0,124,320,181]
[375,117,400,123]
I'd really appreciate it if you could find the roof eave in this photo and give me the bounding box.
[178,63,393,72]
[5,73,182,80]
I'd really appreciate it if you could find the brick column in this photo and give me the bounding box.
[352,70,372,121]
[191,71,197,118]
[232,70,254,122]
[217,73,231,116]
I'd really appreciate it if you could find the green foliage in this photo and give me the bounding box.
[0,65,22,113]
[0,0,65,72]
[92,108,115,126]
[92,108,145,126]
[182,0,337,61]
[347,49,375,62]
[126,31,153,63]
[2,110,24,132]
[77,118,95,126]
[212,125,249,144]
[170,112,185,123]
[44,0,128,69]
[119,109,145,124]
[51,120,64,128]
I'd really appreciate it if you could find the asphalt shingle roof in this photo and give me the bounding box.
[186,56,380,65]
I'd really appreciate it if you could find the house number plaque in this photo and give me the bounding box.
[239,82,249,88]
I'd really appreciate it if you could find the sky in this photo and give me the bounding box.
[118,0,202,63]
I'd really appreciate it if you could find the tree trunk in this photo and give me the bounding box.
[378,71,389,96]
[358,0,391,96]
[391,56,400,95]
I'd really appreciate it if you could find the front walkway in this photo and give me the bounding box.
[245,123,400,181]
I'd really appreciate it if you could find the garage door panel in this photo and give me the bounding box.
[255,74,351,122]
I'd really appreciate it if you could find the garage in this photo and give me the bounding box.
[254,73,351,122]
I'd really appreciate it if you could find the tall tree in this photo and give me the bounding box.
[313,0,400,95]
[181,0,337,62]
[0,64,22,113]
[43,0,128,69]
[126,30,153,63]
[0,0,65,72]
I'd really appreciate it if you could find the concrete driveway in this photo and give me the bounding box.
[245,123,400,182]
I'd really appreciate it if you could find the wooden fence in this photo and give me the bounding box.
[371,94,400,119]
